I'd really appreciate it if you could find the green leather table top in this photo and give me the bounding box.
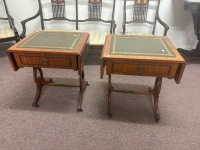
[18,32,82,50]
[110,36,175,57]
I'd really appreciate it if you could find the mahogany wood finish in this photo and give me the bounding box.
[32,68,54,107]
[100,34,186,122]
[7,30,89,111]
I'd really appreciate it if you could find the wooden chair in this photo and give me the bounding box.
[20,0,77,39]
[0,0,20,43]
[76,0,116,49]
[122,0,169,36]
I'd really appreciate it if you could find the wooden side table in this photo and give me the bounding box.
[7,30,89,111]
[100,35,186,122]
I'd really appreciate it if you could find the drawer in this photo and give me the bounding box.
[14,53,77,69]
[109,62,178,77]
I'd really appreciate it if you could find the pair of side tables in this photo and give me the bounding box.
[7,30,186,122]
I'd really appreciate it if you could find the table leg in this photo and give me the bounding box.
[32,68,53,107]
[107,75,112,117]
[153,77,162,123]
[77,69,89,112]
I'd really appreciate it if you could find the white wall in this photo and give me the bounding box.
[1,0,198,50]
[159,0,198,49]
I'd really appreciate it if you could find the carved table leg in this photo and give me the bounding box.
[32,68,53,107]
[153,77,162,123]
[77,69,89,112]
[107,75,112,117]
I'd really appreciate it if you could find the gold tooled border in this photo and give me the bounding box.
[111,36,174,56]
[18,32,81,50]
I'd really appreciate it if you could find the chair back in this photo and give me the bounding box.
[0,0,20,43]
[51,0,66,18]
[76,0,116,34]
[122,0,169,36]
[20,0,77,38]
[38,0,77,29]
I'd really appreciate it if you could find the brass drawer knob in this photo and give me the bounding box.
[43,58,48,64]
[137,66,145,73]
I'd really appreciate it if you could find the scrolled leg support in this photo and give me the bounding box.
[107,75,112,117]
[77,69,89,112]
[153,77,162,123]
[32,68,53,107]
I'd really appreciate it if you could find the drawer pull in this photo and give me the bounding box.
[137,66,145,73]
[43,58,48,64]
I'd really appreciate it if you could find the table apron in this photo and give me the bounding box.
[106,60,179,78]
[13,53,78,70]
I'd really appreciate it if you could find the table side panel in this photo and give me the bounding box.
[6,52,19,71]
[81,42,90,64]
[13,53,78,70]
[174,63,186,84]
[100,59,105,79]
[78,42,90,75]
